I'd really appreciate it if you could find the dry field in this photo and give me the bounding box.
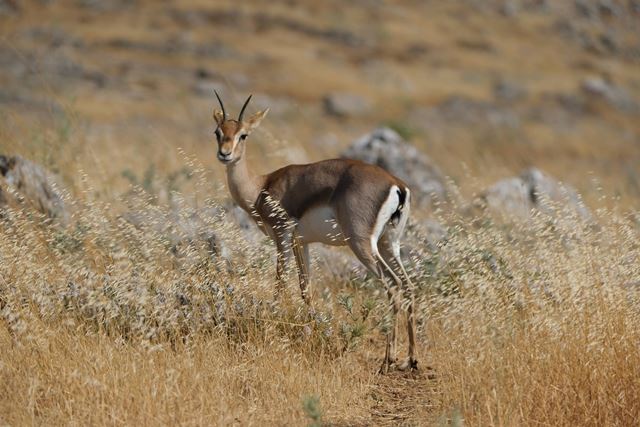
[1,0,640,425]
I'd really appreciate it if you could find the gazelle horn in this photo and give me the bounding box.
[238,94,252,122]
[214,90,227,120]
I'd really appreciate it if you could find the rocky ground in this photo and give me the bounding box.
[0,0,639,213]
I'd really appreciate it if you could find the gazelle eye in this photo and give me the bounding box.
[215,129,222,140]
[240,134,248,141]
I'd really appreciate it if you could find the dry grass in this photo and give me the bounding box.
[1,163,639,425]
[2,1,640,425]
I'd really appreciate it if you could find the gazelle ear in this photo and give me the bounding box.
[245,109,269,132]
[213,109,225,126]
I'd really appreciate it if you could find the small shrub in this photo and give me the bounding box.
[302,394,323,427]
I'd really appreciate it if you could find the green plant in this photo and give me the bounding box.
[382,120,416,141]
[302,394,323,427]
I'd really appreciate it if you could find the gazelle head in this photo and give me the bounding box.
[213,91,269,165]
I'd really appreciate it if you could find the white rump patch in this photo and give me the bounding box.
[391,188,410,258]
[370,185,401,254]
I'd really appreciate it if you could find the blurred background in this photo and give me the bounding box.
[0,0,639,211]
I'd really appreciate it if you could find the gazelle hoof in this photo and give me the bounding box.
[378,358,398,375]
[397,358,419,372]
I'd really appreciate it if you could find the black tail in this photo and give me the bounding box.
[390,187,407,225]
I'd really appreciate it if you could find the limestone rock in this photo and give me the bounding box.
[323,93,372,118]
[479,167,590,219]
[581,76,639,113]
[341,127,449,208]
[0,155,70,223]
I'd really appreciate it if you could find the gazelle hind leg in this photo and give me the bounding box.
[371,249,403,374]
[379,229,418,371]
[343,237,401,373]
[334,185,405,373]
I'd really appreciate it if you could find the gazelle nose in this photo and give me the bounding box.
[217,151,232,162]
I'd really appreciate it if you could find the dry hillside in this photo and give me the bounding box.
[1,1,640,425]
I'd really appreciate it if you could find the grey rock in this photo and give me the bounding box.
[106,36,234,59]
[121,206,230,262]
[0,155,70,223]
[456,38,496,53]
[0,155,9,176]
[415,218,448,252]
[528,93,585,131]
[599,31,619,54]
[194,68,250,90]
[500,1,519,17]
[553,18,578,39]
[192,80,225,97]
[361,60,415,92]
[423,95,520,129]
[575,0,598,19]
[581,76,639,113]
[40,51,85,78]
[77,0,135,12]
[623,280,640,290]
[341,127,449,208]
[222,200,263,245]
[253,13,367,48]
[0,184,6,207]
[493,79,528,103]
[479,167,590,219]
[521,168,590,218]
[323,93,372,118]
[597,0,621,17]
[250,93,295,117]
[481,176,532,219]
[20,27,84,49]
[0,0,18,15]
[121,199,264,264]
[0,158,7,208]
[0,45,104,88]
[170,8,243,28]
[0,90,63,114]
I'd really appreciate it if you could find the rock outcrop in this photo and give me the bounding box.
[341,128,449,208]
[323,93,372,118]
[0,155,70,223]
[478,168,590,219]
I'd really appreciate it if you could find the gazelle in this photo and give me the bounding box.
[212,91,417,372]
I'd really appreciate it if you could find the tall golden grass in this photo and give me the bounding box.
[2,0,640,424]
[1,153,639,425]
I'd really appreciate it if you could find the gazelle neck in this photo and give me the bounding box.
[225,152,263,213]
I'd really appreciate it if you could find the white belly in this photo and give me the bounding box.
[296,205,347,246]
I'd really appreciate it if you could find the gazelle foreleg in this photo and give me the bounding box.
[272,221,295,300]
[259,193,297,301]
[291,234,312,307]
